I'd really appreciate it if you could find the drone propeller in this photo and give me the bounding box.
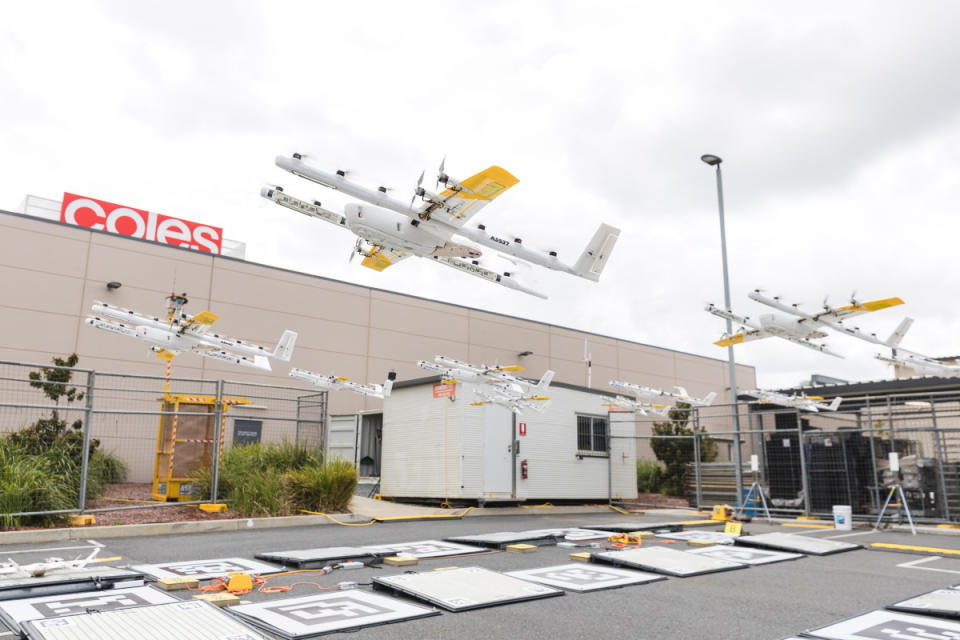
[822,295,830,311]
[410,170,425,208]
[348,237,362,263]
[850,290,859,306]
[436,156,447,192]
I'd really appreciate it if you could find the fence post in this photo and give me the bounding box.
[797,421,811,516]
[211,379,224,504]
[692,429,702,510]
[931,396,950,520]
[606,425,613,505]
[78,370,96,511]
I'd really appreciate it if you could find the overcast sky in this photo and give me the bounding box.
[3,1,958,389]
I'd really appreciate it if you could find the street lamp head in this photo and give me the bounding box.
[700,154,723,166]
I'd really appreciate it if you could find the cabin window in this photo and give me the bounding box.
[577,414,608,455]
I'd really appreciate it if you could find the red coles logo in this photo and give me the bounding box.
[60,193,223,254]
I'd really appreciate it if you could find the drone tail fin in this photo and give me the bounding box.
[536,370,555,391]
[701,391,717,406]
[886,317,913,348]
[572,223,620,282]
[828,397,842,412]
[271,330,298,361]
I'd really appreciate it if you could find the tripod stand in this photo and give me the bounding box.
[873,483,916,535]
[736,480,772,524]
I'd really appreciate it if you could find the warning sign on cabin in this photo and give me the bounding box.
[433,383,456,398]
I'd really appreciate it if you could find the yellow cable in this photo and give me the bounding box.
[297,506,475,525]
[297,510,377,526]
[520,503,554,508]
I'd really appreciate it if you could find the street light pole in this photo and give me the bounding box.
[701,154,744,507]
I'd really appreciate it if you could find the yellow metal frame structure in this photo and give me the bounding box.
[153,393,250,501]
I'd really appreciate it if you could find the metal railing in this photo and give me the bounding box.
[0,359,327,521]
[610,388,960,523]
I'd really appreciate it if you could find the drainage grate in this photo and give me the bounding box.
[0,586,177,635]
[230,589,440,638]
[735,532,861,556]
[505,563,664,592]
[21,600,269,640]
[686,546,804,565]
[373,566,563,611]
[803,609,960,639]
[591,546,746,577]
[132,557,283,580]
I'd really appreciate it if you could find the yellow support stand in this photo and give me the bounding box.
[153,393,249,502]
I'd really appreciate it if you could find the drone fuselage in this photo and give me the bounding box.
[343,203,444,255]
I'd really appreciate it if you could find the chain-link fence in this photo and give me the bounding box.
[0,359,327,519]
[611,389,960,523]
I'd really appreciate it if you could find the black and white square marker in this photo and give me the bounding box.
[360,540,482,558]
[803,609,960,639]
[230,590,439,638]
[444,531,558,549]
[0,586,177,634]
[373,566,563,611]
[505,563,664,592]
[655,530,738,544]
[686,545,804,565]
[20,600,269,640]
[131,557,282,580]
[255,547,379,569]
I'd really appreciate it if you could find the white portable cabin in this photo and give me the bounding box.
[381,376,637,502]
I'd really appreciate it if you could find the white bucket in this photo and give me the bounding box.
[833,505,852,531]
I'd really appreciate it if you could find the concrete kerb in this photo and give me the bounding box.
[0,504,645,545]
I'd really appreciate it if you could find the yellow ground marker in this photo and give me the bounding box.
[506,543,538,553]
[384,556,419,567]
[69,514,95,526]
[199,503,227,513]
[570,552,592,563]
[687,539,716,547]
[797,516,822,521]
[782,523,835,529]
[157,577,199,591]
[193,593,240,607]
[871,543,960,556]
[938,524,960,529]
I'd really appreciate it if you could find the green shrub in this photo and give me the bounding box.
[0,440,74,528]
[191,441,345,517]
[91,450,128,484]
[285,456,358,513]
[636,459,665,493]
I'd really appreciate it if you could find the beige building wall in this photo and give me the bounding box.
[0,210,756,477]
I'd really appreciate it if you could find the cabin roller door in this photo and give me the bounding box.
[328,415,359,465]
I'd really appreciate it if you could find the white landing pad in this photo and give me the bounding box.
[230,589,440,638]
[505,563,664,592]
[735,532,860,556]
[0,585,177,635]
[655,530,738,544]
[803,609,960,639]
[591,546,745,577]
[372,566,563,611]
[254,548,380,569]
[686,545,804,566]
[21,600,270,640]
[360,540,483,559]
[0,566,144,601]
[131,557,282,580]
[887,588,960,619]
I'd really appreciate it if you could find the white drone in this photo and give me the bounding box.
[261,154,620,299]
[290,369,397,399]
[86,293,297,371]
[608,380,717,412]
[1,548,103,579]
[706,290,907,357]
[743,389,842,412]
[418,355,554,415]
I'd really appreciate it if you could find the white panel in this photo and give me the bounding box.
[372,566,562,611]
[230,590,438,638]
[888,589,960,618]
[131,557,282,580]
[360,540,483,559]
[0,586,177,634]
[803,609,960,639]
[592,546,745,577]
[22,600,269,640]
[736,532,861,556]
[254,548,376,568]
[505,563,663,591]
[686,546,804,565]
[655,530,738,544]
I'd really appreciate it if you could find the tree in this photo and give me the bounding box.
[649,402,718,496]
[11,353,97,457]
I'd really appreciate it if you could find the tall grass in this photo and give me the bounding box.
[192,442,356,517]
[637,459,666,494]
